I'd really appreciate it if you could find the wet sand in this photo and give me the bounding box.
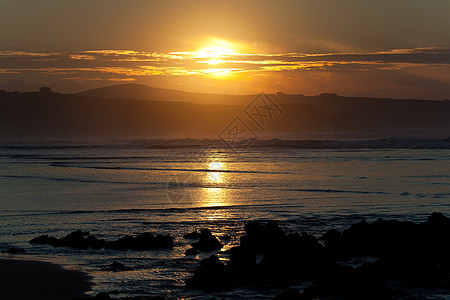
[0,258,92,300]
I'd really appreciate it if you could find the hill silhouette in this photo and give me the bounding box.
[0,84,448,139]
[78,83,254,105]
[78,83,450,132]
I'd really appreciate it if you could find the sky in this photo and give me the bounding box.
[1,0,450,99]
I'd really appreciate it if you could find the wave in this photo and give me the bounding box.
[404,174,450,178]
[0,174,164,186]
[49,162,288,175]
[0,203,287,217]
[1,137,449,150]
[285,188,392,195]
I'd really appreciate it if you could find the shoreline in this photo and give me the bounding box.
[0,257,93,300]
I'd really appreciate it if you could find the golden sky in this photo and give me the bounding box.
[1,0,450,99]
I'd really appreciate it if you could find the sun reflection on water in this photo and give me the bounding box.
[199,154,230,209]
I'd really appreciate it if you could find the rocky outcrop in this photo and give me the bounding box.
[30,230,174,250]
[188,212,450,299]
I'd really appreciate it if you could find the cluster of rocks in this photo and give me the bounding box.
[29,230,174,250]
[187,212,450,299]
[183,229,223,255]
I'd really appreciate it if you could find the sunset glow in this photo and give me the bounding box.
[1,1,450,299]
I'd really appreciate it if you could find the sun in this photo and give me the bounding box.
[194,39,237,65]
[197,46,235,60]
[190,37,252,77]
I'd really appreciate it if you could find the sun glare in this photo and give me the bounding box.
[197,46,235,59]
[188,38,252,77]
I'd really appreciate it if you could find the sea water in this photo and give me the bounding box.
[0,141,449,298]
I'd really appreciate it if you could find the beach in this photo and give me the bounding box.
[0,258,92,300]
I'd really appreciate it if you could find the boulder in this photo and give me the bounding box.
[29,231,107,249]
[104,261,133,272]
[241,220,285,253]
[29,234,58,245]
[186,255,230,289]
[106,233,174,250]
[185,248,200,256]
[183,230,201,239]
[30,231,173,251]
[191,229,222,251]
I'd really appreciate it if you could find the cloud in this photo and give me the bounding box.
[1,47,450,98]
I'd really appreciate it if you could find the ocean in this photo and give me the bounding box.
[0,140,449,299]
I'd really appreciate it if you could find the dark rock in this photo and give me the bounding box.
[339,218,418,258]
[191,229,222,251]
[29,234,58,245]
[425,211,450,228]
[55,230,91,248]
[2,247,26,254]
[241,220,285,253]
[300,262,393,300]
[92,292,110,299]
[185,213,450,296]
[320,228,343,256]
[183,230,201,239]
[374,255,449,288]
[185,248,200,256]
[104,261,133,272]
[29,231,107,249]
[228,246,257,284]
[30,230,173,251]
[274,290,302,300]
[122,296,167,300]
[186,255,230,289]
[106,232,174,250]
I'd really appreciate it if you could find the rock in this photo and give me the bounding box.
[299,262,393,300]
[104,261,133,272]
[1,247,26,254]
[184,213,450,295]
[92,292,111,299]
[191,229,222,251]
[106,232,174,250]
[228,246,257,284]
[186,255,230,289]
[240,220,286,253]
[425,211,450,228]
[56,230,107,249]
[29,231,107,249]
[340,218,418,257]
[29,234,58,245]
[274,290,302,300]
[321,229,342,247]
[183,230,201,239]
[30,231,173,251]
[185,248,200,256]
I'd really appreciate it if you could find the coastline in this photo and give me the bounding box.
[0,257,93,300]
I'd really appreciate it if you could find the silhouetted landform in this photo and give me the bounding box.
[30,230,174,250]
[78,83,255,106]
[187,212,450,299]
[1,84,449,138]
[80,83,450,130]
